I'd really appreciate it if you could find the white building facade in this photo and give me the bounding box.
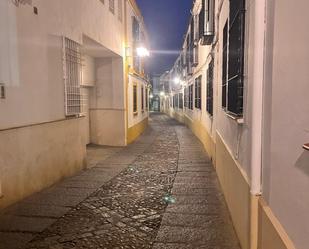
[0,0,150,209]
[161,1,309,249]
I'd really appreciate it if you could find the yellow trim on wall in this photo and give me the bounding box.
[127,117,148,144]
[258,198,296,249]
[215,132,251,249]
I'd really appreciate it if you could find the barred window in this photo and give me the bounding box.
[63,37,82,116]
[184,87,188,108]
[189,84,193,110]
[133,85,137,114]
[195,76,202,109]
[141,86,144,111]
[207,59,214,116]
[179,93,183,109]
[145,87,148,109]
[118,0,123,21]
[109,0,115,14]
[222,22,228,108]
[227,0,246,116]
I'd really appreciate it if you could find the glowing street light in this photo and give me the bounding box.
[174,77,181,85]
[150,94,154,99]
[160,91,165,97]
[136,47,150,57]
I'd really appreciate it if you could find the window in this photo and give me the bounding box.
[207,59,214,116]
[199,0,215,45]
[141,86,144,111]
[64,37,82,116]
[184,87,188,108]
[173,95,176,108]
[195,76,202,109]
[132,16,140,71]
[189,84,193,110]
[118,0,122,21]
[132,16,140,42]
[179,93,183,109]
[175,94,179,108]
[133,85,137,114]
[0,84,5,99]
[145,87,148,109]
[109,0,115,14]
[222,22,228,108]
[227,0,245,116]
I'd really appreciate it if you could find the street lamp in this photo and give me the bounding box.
[160,91,165,97]
[174,77,180,85]
[136,46,150,57]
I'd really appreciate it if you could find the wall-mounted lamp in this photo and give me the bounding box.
[174,77,181,85]
[136,46,150,57]
[160,91,165,97]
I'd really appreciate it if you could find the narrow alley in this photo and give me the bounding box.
[0,113,240,249]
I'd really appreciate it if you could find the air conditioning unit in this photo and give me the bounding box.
[200,0,215,45]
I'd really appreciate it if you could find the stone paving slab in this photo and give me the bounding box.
[4,203,70,218]
[0,215,56,232]
[0,232,34,249]
[153,243,240,249]
[161,213,232,228]
[156,226,239,246]
[22,193,86,207]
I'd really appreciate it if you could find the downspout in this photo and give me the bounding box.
[250,0,266,248]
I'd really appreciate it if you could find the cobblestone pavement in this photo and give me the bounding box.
[0,113,241,249]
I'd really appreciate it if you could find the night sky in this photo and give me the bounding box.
[136,0,193,75]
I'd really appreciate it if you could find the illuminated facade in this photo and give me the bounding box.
[0,0,149,209]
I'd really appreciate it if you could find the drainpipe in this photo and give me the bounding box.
[250,0,266,248]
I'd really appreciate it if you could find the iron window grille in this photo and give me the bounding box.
[132,16,141,72]
[63,37,82,116]
[222,22,228,109]
[207,59,214,116]
[195,76,202,109]
[227,0,246,116]
[145,88,148,109]
[179,93,184,109]
[109,0,115,14]
[141,86,144,111]
[184,87,188,108]
[189,84,194,110]
[133,85,137,114]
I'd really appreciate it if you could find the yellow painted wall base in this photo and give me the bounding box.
[215,132,251,249]
[258,198,296,249]
[127,117,148,144]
